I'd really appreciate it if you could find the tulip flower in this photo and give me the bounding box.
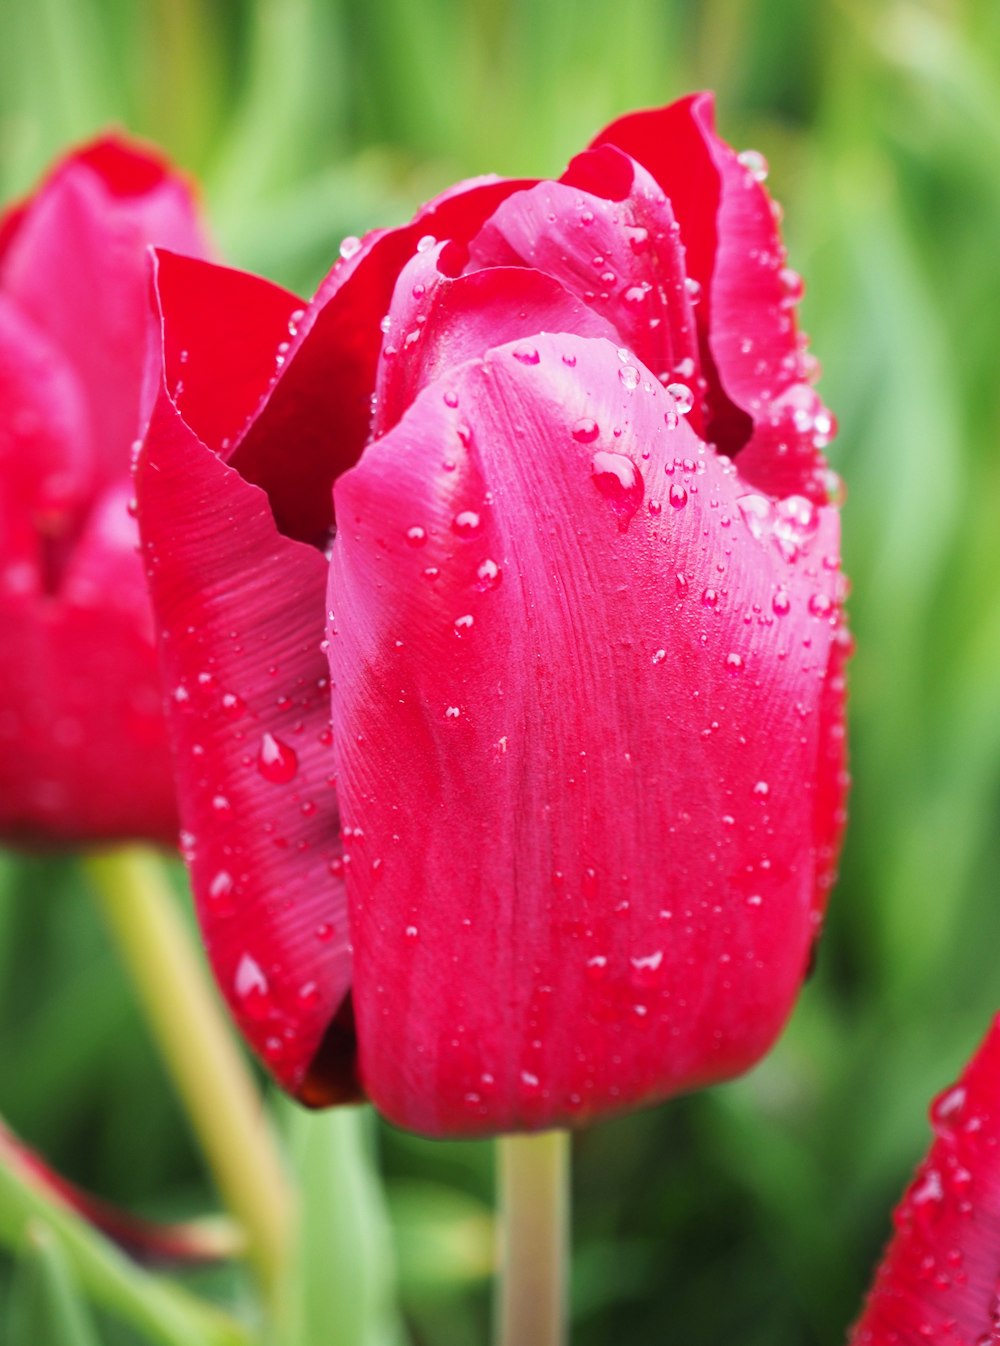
[850,1015,1000,1345]
[0,140,294,1302]
[0,135,208,845]
[135,92,849,1140]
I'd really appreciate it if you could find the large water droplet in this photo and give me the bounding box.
[258,732,299,784]
[591,452,644,528]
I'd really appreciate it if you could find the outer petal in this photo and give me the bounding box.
[372,242,618,437]
[593,94,833,501]
[850,1015,1000,1346]
[0,135,208,490]
[0,484,176,845]
[328,331,845,1137]
[228,178,533,546]
[468,147,703,429]
[134,261,355,1103]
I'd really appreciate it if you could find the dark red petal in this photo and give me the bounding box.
[0,484,177,846]
[372,243,618,438]
[228,178,533,547]
[151,249,304,460]
[467,149,703,432]
[850,1015,1000,1346]
[593,94,833,501]
[0,294,94,529]
[0,136,208,491]
[327,332,845,1138]
[135,387,353,1102]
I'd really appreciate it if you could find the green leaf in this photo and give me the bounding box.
[6,1220,102,1346]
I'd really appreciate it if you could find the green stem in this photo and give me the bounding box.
[495,1131,571,1346]
[0,1154,249,1346]
[83,845,294,1302]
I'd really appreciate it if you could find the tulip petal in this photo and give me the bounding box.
[135,395,354,1104]
[372,243,618,437]
[151,249,304,461]
[228,178,532,546]
[593,94,833,502]
[328,331,844,1137]
[0,296,93,531]
[0,485,176,845]
[467,149,703,430]
[0,136,208,491]
[850,1015,1000,1346]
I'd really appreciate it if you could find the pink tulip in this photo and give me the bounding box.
[136,94,849,1136]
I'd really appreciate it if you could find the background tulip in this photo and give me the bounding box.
[0,136,207,845]
[849,1014,1000,1346]
[135,93,849,1139]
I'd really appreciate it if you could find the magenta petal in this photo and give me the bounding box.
[152,250,304,461]
[229,178,533,546]
[327,332,845,1137]
[135,391,353,1102]
[467,153,703,430]
[850,1016,1000,1346]
[0,136,208,491]
[0,485,176,845]
[372,244,618,437]
[0,295,93,529]
[593,95,833,500]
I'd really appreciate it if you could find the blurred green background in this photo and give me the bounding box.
[3,0,1000,1342]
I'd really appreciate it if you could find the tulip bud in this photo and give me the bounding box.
[135,94,849,1137]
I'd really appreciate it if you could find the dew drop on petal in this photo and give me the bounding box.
[572,417,600,443]
[258,732,299,784]
[591,451,644,527]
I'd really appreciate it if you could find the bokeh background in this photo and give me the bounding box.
[2,0,1000,1342]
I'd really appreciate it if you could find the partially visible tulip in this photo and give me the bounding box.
[850,1015,1000,1345]
[0,137,209,845]
[135,93,849,1137]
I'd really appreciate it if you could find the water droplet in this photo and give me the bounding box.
[222,691,247,718]
[339,235,362,260]
[208,870,233,901]
[779,267,804,307]
[618,365,640,391]
[648,499,662,517]
[416,234,436,254]
[454,613,474,634]
[234,954,270,1016]
[475,557,502,590]
[666,382,694,415]
[443,390,460,408]
[406,525,427,547]
[452,510,482,538]
[669,482,688,509]
[684,276,702,302]
[726,652,744,674]
[591,451,644,527]
[737,148,769,182]
[258,732,299,784]
[702,587,719,608]
[512,342,540,365]
[809,591,833,617]
[572,417,600,443]
[652,648,667,665]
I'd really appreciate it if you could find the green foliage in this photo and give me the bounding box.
[3,0,1000,1342]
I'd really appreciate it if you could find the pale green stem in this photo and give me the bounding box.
[83,845,294,1303]
[0,1154,249,1346]
[496,1131,571,1346]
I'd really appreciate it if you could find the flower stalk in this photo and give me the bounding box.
[496,1130,571,1346]
[83,846,293,1301]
